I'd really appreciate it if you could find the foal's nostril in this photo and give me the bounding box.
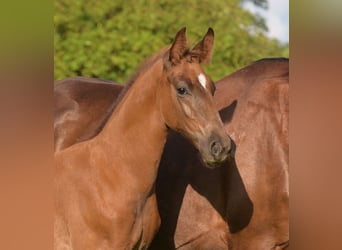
[210,141,223,157]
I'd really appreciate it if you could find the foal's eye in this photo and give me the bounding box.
[177,87,188,96]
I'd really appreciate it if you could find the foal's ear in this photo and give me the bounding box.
[190,27,214,64]
[169,27,188,65]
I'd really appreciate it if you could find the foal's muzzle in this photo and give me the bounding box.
[201,135,232,169]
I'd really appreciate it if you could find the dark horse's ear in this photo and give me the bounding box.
[190,27,214,64]
[169,27,188,65]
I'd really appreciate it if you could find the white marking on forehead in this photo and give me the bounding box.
[198,73,207,89]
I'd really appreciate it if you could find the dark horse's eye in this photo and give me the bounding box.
[177,87,188,96]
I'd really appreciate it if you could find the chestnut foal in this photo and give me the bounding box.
[54,28,231,250]
[55,58,289,249]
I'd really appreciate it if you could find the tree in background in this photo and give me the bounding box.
[54,0,288,82]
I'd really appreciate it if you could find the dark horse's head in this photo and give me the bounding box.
[159,27,231,168]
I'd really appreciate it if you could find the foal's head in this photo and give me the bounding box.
[159,27,231,168]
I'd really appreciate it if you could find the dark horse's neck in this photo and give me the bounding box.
[96,59,167,191]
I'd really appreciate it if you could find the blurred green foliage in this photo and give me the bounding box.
[54,0,288,82]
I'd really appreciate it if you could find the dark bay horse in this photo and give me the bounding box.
[54,28,231,250]
[150,58,289,249]
[54,58,289,249]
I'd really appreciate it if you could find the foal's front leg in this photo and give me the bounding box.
[139,193,161,249]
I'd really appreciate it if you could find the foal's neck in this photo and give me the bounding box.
[97,61,167,183]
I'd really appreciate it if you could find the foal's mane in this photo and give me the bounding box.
[97,46,170,132]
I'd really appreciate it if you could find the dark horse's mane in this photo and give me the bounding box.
[97,46,170,132]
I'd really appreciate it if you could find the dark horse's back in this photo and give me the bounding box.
[151,58,289,249]
[54,77,123,152]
